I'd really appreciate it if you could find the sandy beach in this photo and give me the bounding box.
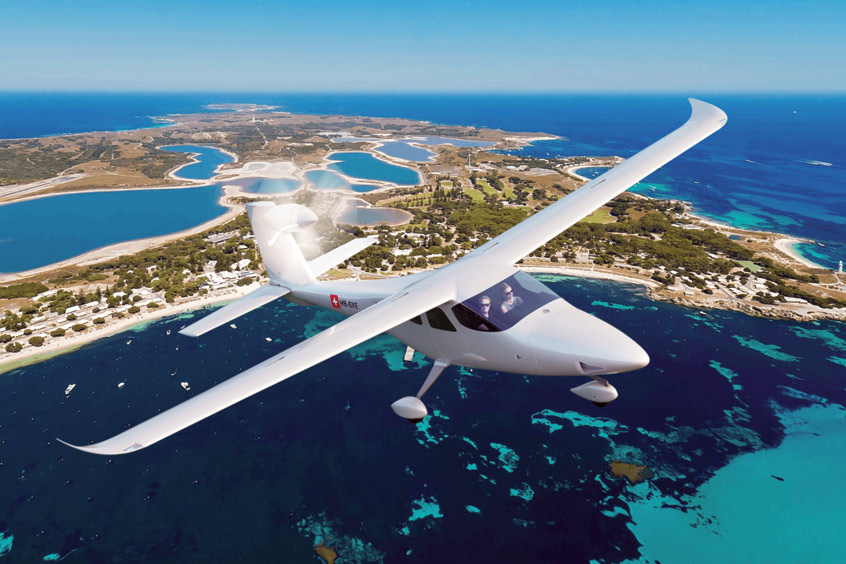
[519,264,662,289]
[774,238,823,269]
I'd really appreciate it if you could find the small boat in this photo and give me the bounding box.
[126,340,132,345]
[818,242,826,247]
[166,329,171,336]
[230,323,237,329]
[181,382,191,391]
[265,337,272,342]
[118,382,125,389]
[64,384,76,396]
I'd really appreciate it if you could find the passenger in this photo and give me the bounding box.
[478,295,492,318]
[500,283,523,314]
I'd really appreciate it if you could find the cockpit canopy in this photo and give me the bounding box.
[451,271,559,332]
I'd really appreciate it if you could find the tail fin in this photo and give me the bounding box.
[247,202,318,286]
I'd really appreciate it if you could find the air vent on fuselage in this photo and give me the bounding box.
[578,361,606,375]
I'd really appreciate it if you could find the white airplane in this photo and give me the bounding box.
[60,99,727,455]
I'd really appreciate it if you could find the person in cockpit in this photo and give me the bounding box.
[478,295,492,318]
[500,283,523,314]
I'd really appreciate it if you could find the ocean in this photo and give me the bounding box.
[0,93,844,562]
[1,276,844,562]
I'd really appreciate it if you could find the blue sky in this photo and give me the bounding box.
[1,0,843,91]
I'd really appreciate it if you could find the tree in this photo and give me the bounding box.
[0,334,11,343]
[28,336,45,347]
[5,342,22,353]
[50,328,66,337]
[72,323,87,332]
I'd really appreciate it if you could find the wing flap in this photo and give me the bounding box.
[60,280,455,455]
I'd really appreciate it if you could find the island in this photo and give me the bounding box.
[1,106,845,370]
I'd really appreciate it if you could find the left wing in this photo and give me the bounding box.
[59,279,453,455]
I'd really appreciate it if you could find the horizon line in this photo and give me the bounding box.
[2,89,846,96]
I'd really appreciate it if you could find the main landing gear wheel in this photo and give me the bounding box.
[391,360,450,422]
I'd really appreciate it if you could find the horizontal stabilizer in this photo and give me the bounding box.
[308,237,377,277]
[179,284,290,337]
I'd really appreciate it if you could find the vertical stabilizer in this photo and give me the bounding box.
[247,202,317,286]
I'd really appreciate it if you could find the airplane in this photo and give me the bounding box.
[60,99,727,455]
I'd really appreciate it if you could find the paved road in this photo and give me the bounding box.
[0,173,86,201]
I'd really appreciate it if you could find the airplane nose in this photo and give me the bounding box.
[531,303,650,375]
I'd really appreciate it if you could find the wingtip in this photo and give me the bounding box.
[687,98,728,126]
[57,437,146,456]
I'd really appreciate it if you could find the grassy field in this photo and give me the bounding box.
[464,187,485,202]
[476,179,497,196]
[581,208,616,224]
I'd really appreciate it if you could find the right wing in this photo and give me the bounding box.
[59,279,454,455]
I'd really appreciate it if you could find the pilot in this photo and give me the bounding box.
[500,283,523,314]
[478,295,492,318]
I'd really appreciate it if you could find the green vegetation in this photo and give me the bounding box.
[71,323,87,332]
[50,328,66,337]
[0,282,48,300]
[5,342,22,353]
[582,208,615,224]
[28,336,45,347]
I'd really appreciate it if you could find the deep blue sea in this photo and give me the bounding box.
[2,276,845,562]
[1,93,845,562]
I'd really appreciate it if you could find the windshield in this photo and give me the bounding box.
[451,271,559,332]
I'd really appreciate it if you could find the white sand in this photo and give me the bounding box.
[774,238,824,269]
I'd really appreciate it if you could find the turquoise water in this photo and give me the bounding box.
[161,145,234,180]
[328,152,421,186]
[626,404,846,563]
[0,185,226,272]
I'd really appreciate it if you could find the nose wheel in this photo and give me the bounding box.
[570,376,618,406]
[391,360,450,422]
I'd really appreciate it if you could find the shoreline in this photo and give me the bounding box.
[0,284,255,374]
[774,238,824,269]
[2,254,843,374]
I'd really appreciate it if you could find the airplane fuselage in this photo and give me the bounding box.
[286,269,649,379]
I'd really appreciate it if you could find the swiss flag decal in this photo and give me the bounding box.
[330,294,340,309]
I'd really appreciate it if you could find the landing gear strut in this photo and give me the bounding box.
[391,360,450,422]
